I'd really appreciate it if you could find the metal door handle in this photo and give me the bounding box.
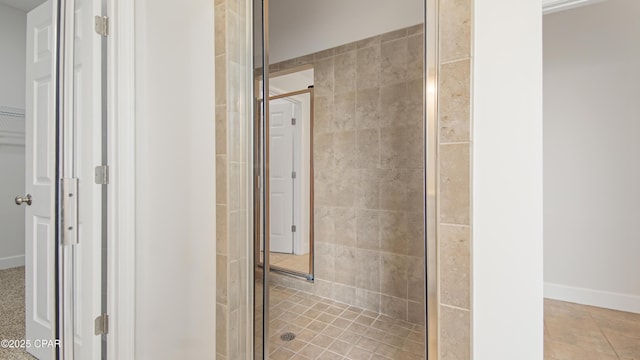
[15,194,32,206]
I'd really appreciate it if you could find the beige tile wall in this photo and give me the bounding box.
[268,24,427,325]
[438,0,472,358]
[215,0,251,358]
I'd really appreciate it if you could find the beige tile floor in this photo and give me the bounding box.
[545,299,640,360]
[256,285,425,360]
[256,290,640,360]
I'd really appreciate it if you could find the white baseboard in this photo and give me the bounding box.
[545,282,640,314]
[294,239,310,256]
[0,255,25,270]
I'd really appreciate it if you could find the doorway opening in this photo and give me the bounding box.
[256,67,315,280]
[0,0,107,358]
[1,2,52,358]
[252,2,429,356]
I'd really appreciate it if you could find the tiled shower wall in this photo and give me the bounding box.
[269,24,426,324]
[215,0,251,358]
[437,0,473,358]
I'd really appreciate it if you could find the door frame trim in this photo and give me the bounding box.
[106,0,136,358]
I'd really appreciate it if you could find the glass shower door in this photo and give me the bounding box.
[252,0,434,359]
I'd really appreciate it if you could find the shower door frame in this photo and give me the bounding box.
[425,0,439,358]
[254,82,316,280]
[253,0,440,359]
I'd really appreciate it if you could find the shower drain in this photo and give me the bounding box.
[280,332,296,342]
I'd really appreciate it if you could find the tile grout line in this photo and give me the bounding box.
[588,309,622,359]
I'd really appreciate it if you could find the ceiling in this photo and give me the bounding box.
[0,0,47,12]
[542,0,606,14]
[0,0,606,15]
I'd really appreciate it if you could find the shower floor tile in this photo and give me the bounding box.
[258,285,426,360]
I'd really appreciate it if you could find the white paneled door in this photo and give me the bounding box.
[25,3,56,359]
[269,102,295,254]
[25,1,104,358]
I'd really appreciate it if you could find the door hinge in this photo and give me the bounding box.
[94,16,110,37]
[291,118,296,125]
[94,165,109,185]
[94,313,109,335]
[61,178,79,246]
[291,225,297,233]
[291,171,297,179]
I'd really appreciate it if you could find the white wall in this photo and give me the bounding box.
[0,139,25,269]
[0,4,27,109]
[0,4,27,269]
[134,0,216,358]
[269,0,423,63]
[473,1,544,359]
[544,0,640,313]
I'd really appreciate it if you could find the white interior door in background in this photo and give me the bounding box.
[269,101,295,254]
[291,101,302,255]
[25,3,56,358]
[25,1,104,358]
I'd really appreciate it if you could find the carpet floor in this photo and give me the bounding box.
[0,267,37,360]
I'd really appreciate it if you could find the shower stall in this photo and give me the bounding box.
[214,0,440,358]
[253,1,437,359]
